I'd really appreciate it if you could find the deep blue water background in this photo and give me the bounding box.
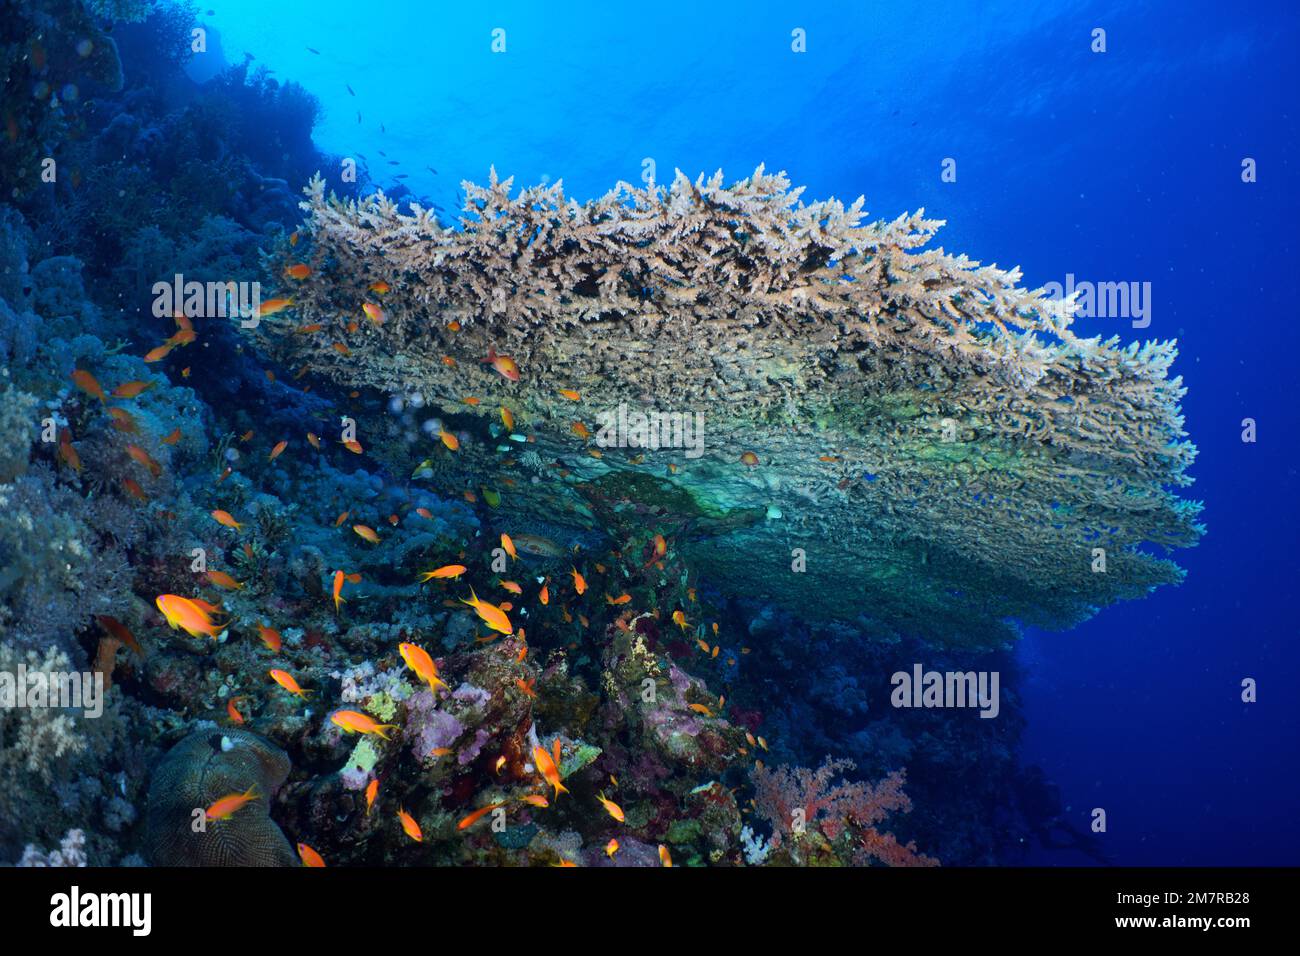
[200,0,1299,864]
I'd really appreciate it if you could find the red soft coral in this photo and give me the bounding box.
[751,756,938,866]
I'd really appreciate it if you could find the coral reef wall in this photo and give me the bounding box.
[0,0,1188,869]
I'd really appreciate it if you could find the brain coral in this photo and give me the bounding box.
[252,167,1202,647]
[145,729,298,867]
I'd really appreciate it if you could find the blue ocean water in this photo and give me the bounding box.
[200,0,1296,864]
[2,0,1295,869]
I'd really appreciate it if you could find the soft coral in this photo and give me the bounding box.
[751,756,937,865]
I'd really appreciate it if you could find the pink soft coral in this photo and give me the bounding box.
[751,757,938,866]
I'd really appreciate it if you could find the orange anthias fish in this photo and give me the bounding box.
[418,564,466,583]
[571,567,587,595]
[362,302,385,325]
[270,668,312,698]
[161,427,182,445]
[206,570,243,591]
[596,792,625,823]
[126,444,162,477]
[483,347,520,381]
[539,582,549,606]
[439,428,459,451]
[332,570,347,612]
[399,642,448,693]
[256,625,282,652]
[155,594,224,639]
[532,745,569,799]
[258,297,294,317]
[122,477,147,501]
[501,533,517,560]
[500,406,515,431]
[659,844,673,867]
[516,677,536,698]
[70,368,107,403]
[368,280,390,294]
[460,586,513,635]
[111,380,155,399]
[606,593,631,605]
[365,778,379,815]
[96,614,144,657]
[143,344,173,363]
[397,808,423,842]
[672,610,688,631]
[740,451,760,466]
[331,709,398,739]
[284,263,312,280]
[211,509,243,530]
[520,794,549,808]
[226,696,248,724]
[352,524,380,544]
[297,843,326,867]
[499,580,523,595]
[57,430,82,472]
[269,439,288,461]
[457,802,504,831]
[605,839,620,858]
[557,388,580,401]
[205,785,258,821]
[571,421,590,440]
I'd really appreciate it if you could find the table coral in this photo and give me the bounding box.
[254,167,1202,646]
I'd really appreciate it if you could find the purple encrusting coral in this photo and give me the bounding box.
[403,690,464,759]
